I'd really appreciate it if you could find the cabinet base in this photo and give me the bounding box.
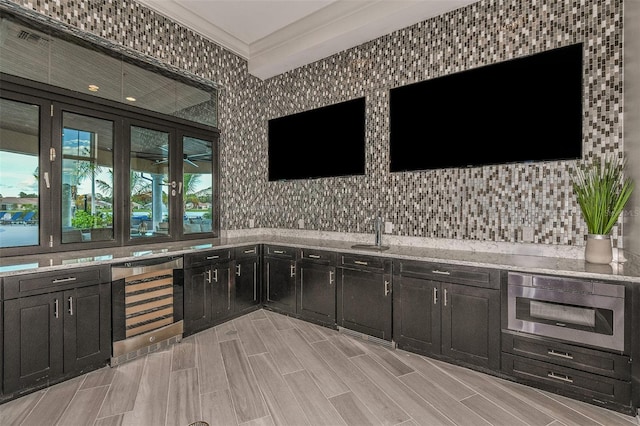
[337,326,396,349]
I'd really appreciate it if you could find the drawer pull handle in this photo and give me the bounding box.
[308,254,321,259]
[354,260,368,266]
[384,280,391,296]
[213,269,219,283]
[329,271,334,285]
[547,372,573,383]
[548,349,573,360]
[244,248,256,254]
[68,296,74,316]
[236,264,241,277]
[432,270,451,275]
[54,299,59,319]
[273,250,285,254]
[290,264,296,278]
[206,255,220,260]
[52,277,77,284]
[443,288,448,306]
[433,287,438,304]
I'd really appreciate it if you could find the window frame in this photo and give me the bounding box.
[0,74,220,256]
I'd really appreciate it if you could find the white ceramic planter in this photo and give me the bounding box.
[585,234,612,264]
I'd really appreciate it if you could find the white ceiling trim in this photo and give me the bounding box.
[136,0,252,58]
[136,0,476,80]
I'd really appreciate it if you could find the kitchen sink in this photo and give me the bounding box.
[350,244,390,251]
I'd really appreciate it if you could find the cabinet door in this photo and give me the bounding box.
[338,268,392,340]
[235,257,260,314]
[264,257,296,314]
[210,261,232,321]
[63,284,111,373]
[184,265,212,335]
[441,282,500,370]
[4,293,64,394]
[298,262,336,326]
[393,275,441,355]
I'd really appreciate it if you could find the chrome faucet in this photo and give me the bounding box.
[374,212,383,247]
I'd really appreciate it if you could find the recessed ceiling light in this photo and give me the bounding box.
[88,84,99,92]
[125,96,136,102]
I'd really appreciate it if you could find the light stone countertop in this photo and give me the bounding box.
[1,229,639,283]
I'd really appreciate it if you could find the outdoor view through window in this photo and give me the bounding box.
[0,98,40,248]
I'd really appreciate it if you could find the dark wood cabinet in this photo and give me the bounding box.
[184,249,233,335]
[393,259,500,371]
[234,245,261,314]
[263,245,298,314]
[337,253,392,341]
[2,267,110,396]
[4,292,64,394]
[63,284,112,373]
[297,248,337,327]
[184,245,261,335]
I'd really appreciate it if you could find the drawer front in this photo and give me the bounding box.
[3,266,109,299]
[264,245,297,259]
[235,245,260,258]
[502,332,631,381]
[300,248,336,264]
[394,259,499,289]
[340,253,389,271]
[502,353,631,407]
[185,249,232,267]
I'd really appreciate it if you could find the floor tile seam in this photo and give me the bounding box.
[360,352,461,426]
[225,336,271,423]
[56,384,112,426]
[14,390,46,426]
[346,354,416,424]
[525,387,613,426]
[459,392,528,426]
[418,356,485,399]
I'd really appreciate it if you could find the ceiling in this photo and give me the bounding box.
[135,0,478,80]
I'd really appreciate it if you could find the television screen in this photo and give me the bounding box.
[268,97,366,181]
[389,43,584,172]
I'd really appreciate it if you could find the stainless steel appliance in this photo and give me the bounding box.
[507,272,625,352]
[111,256,184,365]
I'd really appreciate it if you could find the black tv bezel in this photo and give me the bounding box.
[268,97,366,181]
[389,43,584,172]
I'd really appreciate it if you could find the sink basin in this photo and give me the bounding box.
[350,244,390,251]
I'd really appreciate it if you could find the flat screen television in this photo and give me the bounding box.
[389,43,584,172]
[268,97,366,181]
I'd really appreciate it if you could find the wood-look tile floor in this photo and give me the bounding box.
[1,309,638,426]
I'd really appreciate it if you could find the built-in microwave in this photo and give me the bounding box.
[507,272,625,352]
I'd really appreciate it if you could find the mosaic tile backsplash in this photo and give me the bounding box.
[5,0,625,249]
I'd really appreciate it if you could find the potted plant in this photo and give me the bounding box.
[572,155,634,264]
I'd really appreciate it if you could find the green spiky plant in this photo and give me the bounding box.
[572,155,634,235]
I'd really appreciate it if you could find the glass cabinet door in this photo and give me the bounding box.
[0,98,41,249]
[61,112,114,244]
[182,136,213,235]
[129,125,171,239]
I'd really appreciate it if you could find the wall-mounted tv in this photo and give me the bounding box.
[389,43,584,172]
[268,97,366,181]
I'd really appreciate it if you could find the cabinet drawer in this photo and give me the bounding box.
[300,248,336,264]
[502,332,631,381]
[185,249,232,267]
[502,353,631,407]
[339,253,390,271]
[235,245,260,258]
[3,266,109,299]
[394,259,499,289]
[264,245,297,259]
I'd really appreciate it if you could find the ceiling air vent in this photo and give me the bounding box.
[17,29,48,44]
